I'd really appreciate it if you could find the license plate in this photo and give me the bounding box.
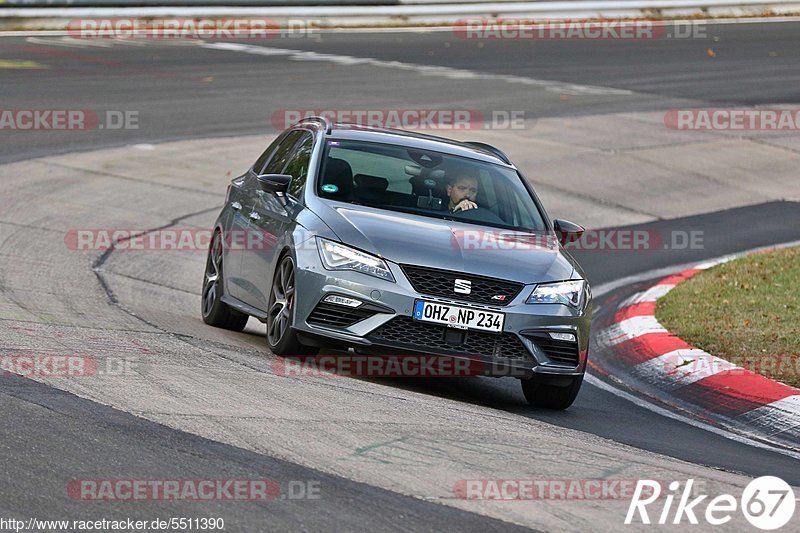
[413,300,504,332]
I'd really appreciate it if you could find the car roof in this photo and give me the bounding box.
[297,120,516,168]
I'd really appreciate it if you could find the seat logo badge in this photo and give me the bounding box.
[454,279,472,294]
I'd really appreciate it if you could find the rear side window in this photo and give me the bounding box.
[251,132,287,175]
[263,130,305,174]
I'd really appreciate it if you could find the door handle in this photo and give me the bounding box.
[231,201,242,210]
[248,211,261,221]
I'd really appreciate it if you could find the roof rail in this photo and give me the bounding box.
[463,141,511,165]
[300,115,333,134]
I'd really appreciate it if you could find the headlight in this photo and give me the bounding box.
[526,280,586,308]
[317,238,395,282]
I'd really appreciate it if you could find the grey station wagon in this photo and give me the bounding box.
[202,117,591,409]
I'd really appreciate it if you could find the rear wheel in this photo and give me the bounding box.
[521,374,583,410]
[266,254,318,356]
[201,230,249,331]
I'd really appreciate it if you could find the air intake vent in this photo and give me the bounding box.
[307,302,377,328]
[368,316,531,360]
[524,332,580,367]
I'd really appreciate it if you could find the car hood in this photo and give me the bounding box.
[314,203,577,284]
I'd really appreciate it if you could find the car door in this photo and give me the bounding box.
[224,132,288,301]
[239,130,312,310]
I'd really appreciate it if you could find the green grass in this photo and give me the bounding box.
[656,246,800,388]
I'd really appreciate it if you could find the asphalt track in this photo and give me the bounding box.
[1,20,799,163]
[1,21,799,531]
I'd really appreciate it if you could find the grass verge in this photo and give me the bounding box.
[657,246,800,388]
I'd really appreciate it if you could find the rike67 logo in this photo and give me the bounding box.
[626,477,796,530]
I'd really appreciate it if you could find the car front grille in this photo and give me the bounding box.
[523,332,580,366]
[400,265,524,306]
[367,316,530,360]
[307,302,378,328]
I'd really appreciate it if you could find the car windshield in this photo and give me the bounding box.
[316,139,547,231]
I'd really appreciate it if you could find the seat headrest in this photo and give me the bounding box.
[354,174,388,191]
[321,158,354,199]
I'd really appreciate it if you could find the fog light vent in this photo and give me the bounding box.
[548,332,576,342]
[323,295,362,308]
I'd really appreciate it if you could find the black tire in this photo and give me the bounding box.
[201,230,249,331]
[521,374,583,410]
[266,254,318,356]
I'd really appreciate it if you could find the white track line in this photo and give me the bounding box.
[198,41,633,96]
[25,36,111,48]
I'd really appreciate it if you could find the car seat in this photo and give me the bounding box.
[319,158,354,201]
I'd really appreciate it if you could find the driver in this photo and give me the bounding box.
[446,171,480,213]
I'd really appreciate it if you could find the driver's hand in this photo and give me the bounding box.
[453,199,478,212]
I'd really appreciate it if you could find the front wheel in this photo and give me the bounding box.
[521,374,583,410]
[266,254,317,356]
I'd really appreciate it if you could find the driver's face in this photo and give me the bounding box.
[448,176,478,204]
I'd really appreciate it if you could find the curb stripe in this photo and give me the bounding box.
[600,262,800,444]
[630,349,737,391]
[619,284,674,306]
[612,301,656,322]
[735,395,800,439]
[674,371,798,417]
[597,315,666,346]
[602,332,693,366]
[654,268,703,286]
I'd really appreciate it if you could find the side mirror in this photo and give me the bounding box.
[553,219,585,246]
[256,173,291,196]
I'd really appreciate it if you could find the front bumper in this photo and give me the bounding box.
[293,243,591,378]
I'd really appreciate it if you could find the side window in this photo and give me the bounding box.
[282,133,314,199]
[477,169,497,209]
[251,132,287,175]
[513,192,537,228]
[492,174,516,225]
[263,130,304,175]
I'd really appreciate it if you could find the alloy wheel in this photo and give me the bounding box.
[267,256,295,346]
[202,231,223,318]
